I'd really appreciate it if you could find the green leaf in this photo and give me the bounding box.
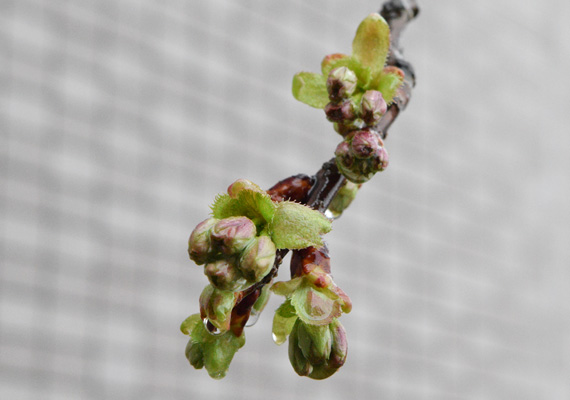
[272,299,298,345]
[180,313,202,335]
[352,13,390,82]
[292,72,329,109]
[321,53,349,75]
[376,71,404,105]
[291,286,342,326]
[269,201,331,249]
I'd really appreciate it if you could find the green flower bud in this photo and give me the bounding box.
[328,319,348,369]
[297,321,332,365]
[288,320,312,376]
[326,67,357,102]
[211,216,256,255]
[199,285,237,333]
[327,181,360,218]
[188,218,218,265]
[239,235,276,282]
[185,338,205,369]
[360,90,387,125]
[204,260,248,292]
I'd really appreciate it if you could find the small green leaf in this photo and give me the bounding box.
[211,194,240,219]
[269,201,331,249]
[291,286,342,326]
[376,71,404,105]
[180,313,202,335]
[236,190,276,225]
[292,72,329,109]
[211,190,276,225]
[352,13,390,82]
[272,299,298,345]
[321,53,349,75]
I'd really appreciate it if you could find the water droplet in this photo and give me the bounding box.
[324,209,335,219]
[245,309,261,327]
[203,318,222,335]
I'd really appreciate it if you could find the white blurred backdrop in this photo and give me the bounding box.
[1,1,570,399]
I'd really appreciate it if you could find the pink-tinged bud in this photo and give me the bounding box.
[334,141,353,168]
[239,235,276,282]
[335,129,389,183]
[204,260,248,292]
[360,90,387,125]
[326,67,357,102]
[188,218,218,265]
[227,179,262,199]
[325,101,356,123]
[351,130,380,159]
[211,216,256,255]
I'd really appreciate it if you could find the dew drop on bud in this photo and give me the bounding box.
[203,318,222,335]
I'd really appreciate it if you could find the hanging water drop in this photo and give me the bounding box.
[245,309,261,327]
[203,318,222,335]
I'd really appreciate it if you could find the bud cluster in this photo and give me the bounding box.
[189,216,276,292]
[335,129,389,183]
[322,65,390,183]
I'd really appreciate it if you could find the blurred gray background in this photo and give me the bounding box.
[2,0,570,399]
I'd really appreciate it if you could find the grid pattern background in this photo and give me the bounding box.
[2,1,570,399]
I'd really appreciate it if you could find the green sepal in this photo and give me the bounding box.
[272,299,299,345]
[269,201,331,249]
[292,72,329,109]
[351,13,390,82]
[376,71,404,105]
[291,285,342,326]
[183,314,246,379]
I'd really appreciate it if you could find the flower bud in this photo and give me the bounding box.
[335,129,389,183]
[188,218,218,265]
[351,130,380,159]
[326,67,357,102]
[204,260,248,292]
[185,339,204,369]
[288,321,312,376]
[199,285,237,332]
[211,216,256,255]
[327,181,360,218]
[239,235,276,282]
[327,319,348,369]
[325,100,355,123]
[360,90,387,125]
[297,321,332,365]
[227,179,262,198]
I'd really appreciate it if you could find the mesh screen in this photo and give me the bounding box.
[2,0,570,399]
